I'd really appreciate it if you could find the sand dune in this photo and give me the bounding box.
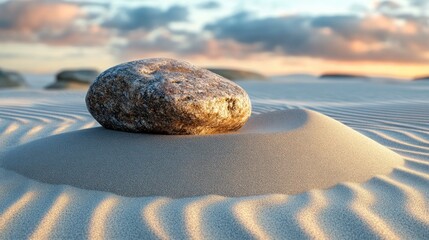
[1,110,403,197]
[0,80,428,238]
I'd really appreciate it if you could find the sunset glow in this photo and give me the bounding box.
[0,0,428,78]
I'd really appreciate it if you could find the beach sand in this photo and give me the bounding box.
[0,78,428,239]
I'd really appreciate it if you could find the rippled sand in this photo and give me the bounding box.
[0,78,428,239]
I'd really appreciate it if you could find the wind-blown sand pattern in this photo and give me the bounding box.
[0,79,429,239]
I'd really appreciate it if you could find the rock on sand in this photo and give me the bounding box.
[0,70,27,88]
[86,58,252,135]
[46,69,99,90]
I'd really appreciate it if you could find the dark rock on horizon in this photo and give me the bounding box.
[207,68,266,81]
[46,69,99,90]
[319,73,370,79]
[0,69,27,89]
[86,58,252,135]
[413,76,429,81]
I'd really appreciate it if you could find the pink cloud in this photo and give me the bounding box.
[0,0,108,46]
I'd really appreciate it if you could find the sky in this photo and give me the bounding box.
[0,0,428,78]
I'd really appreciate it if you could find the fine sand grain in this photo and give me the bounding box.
[0,79,428,239]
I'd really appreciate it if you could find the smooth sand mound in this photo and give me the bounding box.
[0,109,403,198]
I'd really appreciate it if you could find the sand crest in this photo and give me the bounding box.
[0,109,403,197]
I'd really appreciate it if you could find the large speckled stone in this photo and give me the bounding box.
[85,58,252,135]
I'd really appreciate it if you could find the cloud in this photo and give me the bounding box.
[376,1,402,12]
[0,1,189,46]
[0,0,81,31]
[102,5,188,31]
[205,11,429,63]
[0,0,189,46]
[0,0,109,46]
[110,25,260,62]
[0,0,428,66]
[197,1,221,9]
[410,0,429,7]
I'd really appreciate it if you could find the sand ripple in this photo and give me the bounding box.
[0,82,428,238]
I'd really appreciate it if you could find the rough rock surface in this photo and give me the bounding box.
[0,70,27,88]
[86,58,252,135]
[46,69,99,90]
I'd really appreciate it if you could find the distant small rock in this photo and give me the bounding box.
[0,70,27,89]
[207,68,266,81]
[86,58,252,135]
[413,76,429,81]
[319,73,370,79]
[46,69,99,90]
